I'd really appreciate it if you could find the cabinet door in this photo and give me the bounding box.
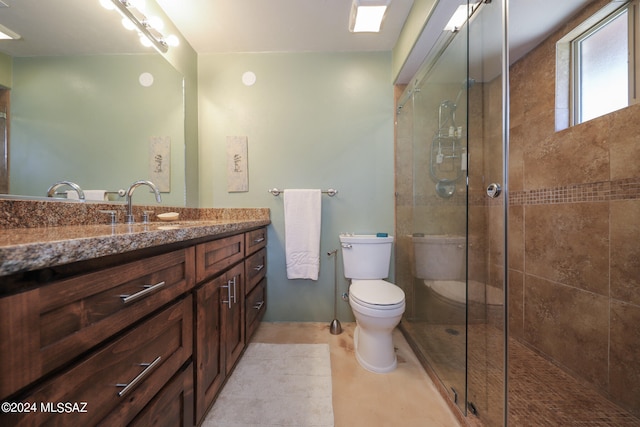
[222,262,245,373]
[194,274,226,424]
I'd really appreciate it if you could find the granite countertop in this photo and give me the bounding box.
[0,218,270,277]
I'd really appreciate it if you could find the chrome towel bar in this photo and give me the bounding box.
[268,188,338,197]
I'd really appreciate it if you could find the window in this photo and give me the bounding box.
[556,1,638,129]
[573,7,629,123]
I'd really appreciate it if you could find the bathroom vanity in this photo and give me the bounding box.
[0,206,269,426]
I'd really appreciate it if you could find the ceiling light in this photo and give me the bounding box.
[444,3,479,32]
[106,0,178,53]
[99,0,116,10]
[0,23,20,40]
[349,0,390,33]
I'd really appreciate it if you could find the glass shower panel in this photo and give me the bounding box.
[398,14,470,413]
[465,1,507,425]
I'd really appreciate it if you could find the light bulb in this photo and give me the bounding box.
[122,17,136,31]
[164,35,179,47]
[130,0,146,12]
[147,16,164,31]
[99,0,116,10]
[140,35,152,47]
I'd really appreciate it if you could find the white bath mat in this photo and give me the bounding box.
[202,343,334,427]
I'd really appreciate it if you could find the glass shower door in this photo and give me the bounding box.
[396,1,508,425]
[465,1,507,425]
[396,5,471,414]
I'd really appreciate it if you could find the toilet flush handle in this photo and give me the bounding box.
[341,243,352,249]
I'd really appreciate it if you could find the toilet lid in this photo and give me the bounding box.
[350,280,405,306]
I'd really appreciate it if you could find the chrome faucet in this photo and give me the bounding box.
[125,180,162,224]
[47,180,85,200]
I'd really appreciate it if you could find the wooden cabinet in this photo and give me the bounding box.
[194,250,246,424]
[128,363,194,427]
[0,225,268,427]
[0,247,195,400]
[196,234,244,283]
[194,272,225,424]
[246,277,266,341]
[245,234,267,342]
[245,227,267,256]
[245,247,267,295]
[1,296,193,426]
[222,262,245,372]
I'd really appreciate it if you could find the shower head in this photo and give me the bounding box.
[463,78,476,89]
[453,77,476,105]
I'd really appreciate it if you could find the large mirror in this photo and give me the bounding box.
[0,0,185,206]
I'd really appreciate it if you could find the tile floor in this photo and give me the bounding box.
[251,321,462,427]
[402,321,640,426]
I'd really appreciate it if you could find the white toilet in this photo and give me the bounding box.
[339,234,405,373]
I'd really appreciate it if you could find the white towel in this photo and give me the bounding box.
[66,190,107,201]
[84,190,107,201]
[65,190,80,200]
[284,189,321,280]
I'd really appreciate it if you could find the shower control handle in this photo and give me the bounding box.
[486,183,502,198]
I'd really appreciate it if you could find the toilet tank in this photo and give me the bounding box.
[412,235,465,280]
[339,234,393,279]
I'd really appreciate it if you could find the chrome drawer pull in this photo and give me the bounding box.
[222,279,233,308]
[120,281,166,304]
[116,356,162,397]
[253,301,264,310]
[231,276,237,304]
[253,237,265,243]
[253,264,265,272]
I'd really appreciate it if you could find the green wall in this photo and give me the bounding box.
[11,55,186,206]
[198,52,395,321]
[150,0,200,208]
[391,0,438,83]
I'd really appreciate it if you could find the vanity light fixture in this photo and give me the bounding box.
[349,0,391,33]
[104,0,179,53]
[444,3,479,32]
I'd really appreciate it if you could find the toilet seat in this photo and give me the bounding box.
[350,279,405,310]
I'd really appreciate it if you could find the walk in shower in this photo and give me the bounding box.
[396,1,640,425]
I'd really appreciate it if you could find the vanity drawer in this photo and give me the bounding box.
[245,227,267,256]
[245,247,266,295]
[2,296,193,427]
[196,234,244,283]
[0,247,195,399]
[245,278,266,341]
[127,362,194,427]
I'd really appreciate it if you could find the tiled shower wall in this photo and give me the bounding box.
[505,0,640,416]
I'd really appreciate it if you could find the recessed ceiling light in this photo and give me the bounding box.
[349,0,390,33]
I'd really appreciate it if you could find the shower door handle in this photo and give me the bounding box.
[486,183,502,198]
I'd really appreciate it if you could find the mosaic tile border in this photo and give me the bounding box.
[510,178,640,206]
[472,177,640,207]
